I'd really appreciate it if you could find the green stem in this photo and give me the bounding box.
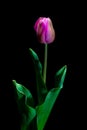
[43,44,48,84]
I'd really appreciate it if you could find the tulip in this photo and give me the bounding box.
[34,17,55,83]
[34,17,55,44]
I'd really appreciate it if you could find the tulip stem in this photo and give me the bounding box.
[43,44,48,84]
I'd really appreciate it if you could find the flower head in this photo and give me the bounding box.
[34,17,55,44]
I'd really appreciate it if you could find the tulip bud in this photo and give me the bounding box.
[34,17,55,44]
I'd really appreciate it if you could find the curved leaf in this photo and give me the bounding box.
[12,80,36,130]
[12,80,34,106]
[20,105,36,130]
[36,65,67,130]
[29,48,48,105]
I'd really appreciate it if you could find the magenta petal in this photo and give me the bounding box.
[34,17,44,33]
[34,17,55,44]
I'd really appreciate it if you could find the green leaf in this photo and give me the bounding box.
[29,48,48,105]
[12,80,36,130]
[12,80,34,107]
[20,105,36,130]
[55,65,67,88]
[36,65,67,130]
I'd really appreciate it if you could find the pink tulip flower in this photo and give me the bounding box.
[34,17,55,44]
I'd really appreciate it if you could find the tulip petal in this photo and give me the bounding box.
[34,17,55,44]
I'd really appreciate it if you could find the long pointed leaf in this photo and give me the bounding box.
[36,65,67,130]
[29,48,48,104]
[55,65,67,88]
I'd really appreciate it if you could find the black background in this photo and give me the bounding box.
[0,1,85,130]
